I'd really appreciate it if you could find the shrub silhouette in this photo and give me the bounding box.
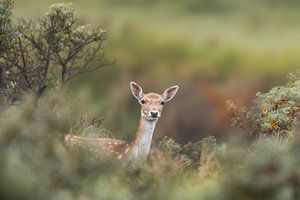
[0,2,112,102]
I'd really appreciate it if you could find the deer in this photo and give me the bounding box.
[64,82,179,163]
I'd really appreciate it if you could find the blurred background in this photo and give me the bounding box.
[13,0,300,143]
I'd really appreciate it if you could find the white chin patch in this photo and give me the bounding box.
[144,115,158,121]
[149,118,157,121]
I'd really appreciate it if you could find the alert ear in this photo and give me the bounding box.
[162,85,179,102]
[130,81,144,100]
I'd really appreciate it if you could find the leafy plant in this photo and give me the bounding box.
[0,0,15,54]
[0,0,17,103]
[1,85,300,200]
[227,71,300,137]
[158,135,217,167]
[0,2,112,102]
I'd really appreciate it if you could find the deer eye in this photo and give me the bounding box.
[141,100,146,104]
[161,101,165,105]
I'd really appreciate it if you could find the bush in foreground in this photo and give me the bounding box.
[0,87,300,200]
[227,71,300,137]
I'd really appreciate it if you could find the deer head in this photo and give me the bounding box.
[130,81,179,121]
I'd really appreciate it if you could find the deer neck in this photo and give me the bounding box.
[127,116,158,162]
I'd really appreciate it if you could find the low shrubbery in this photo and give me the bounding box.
[227,71,300,138]
[1,1,300,199]
[0,69,299,199]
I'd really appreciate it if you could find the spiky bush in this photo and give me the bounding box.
[227,71,300,137]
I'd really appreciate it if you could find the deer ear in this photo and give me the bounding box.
[130,81,143,100]
[162,85,179,102]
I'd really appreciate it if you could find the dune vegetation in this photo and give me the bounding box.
[1,1,300,199]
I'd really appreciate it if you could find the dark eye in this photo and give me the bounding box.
[141,100,146,104]
[161,101,165,105]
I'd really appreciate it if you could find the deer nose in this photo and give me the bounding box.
[150,111,159,118]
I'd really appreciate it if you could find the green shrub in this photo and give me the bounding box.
[158,135,218,168]
[0,0,15,54]
[1,88,300,199]
[228,71,300,137]
[0,2,111,102]
[216,137,300,200]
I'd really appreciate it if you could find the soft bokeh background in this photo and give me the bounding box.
[13,0,300,142]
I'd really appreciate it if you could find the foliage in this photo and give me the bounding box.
[8,0,300,141]
[0,0,15,54]
[0,2,111,102]
[158,135,218,167]
[213,137,300,200]
[0,0,17,103]
[227,71,300,137]
[1,91,300,199]
[0,92,124,200]
[2,1,300,198]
